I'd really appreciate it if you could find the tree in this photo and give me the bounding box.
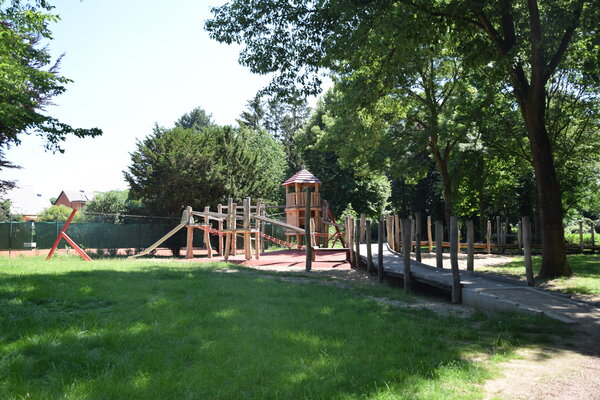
[124,109,286,216]
[206,0,600,277]
[237,94,266,130]
[174,107,213,130]
[0,1,101,192]
[82,190,142,223]
[238,93,311,173]
[295,104,390,218]
[37,204,82,222]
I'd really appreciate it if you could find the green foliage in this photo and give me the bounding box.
[36,205,82,222]
[295,103,390,218]
[238,93,311,173]
[124,109,286,216]
[174,107,213,130]
[207,0,600,276]
[0,1,101,191]
[0,199,10,221]
[81,190,141,223]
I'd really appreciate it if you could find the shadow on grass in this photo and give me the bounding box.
[0,263,570,399]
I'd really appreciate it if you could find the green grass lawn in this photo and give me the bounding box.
[0,256,569,399]
[476,254,600,295]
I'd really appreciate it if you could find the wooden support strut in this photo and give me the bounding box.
[255,199,261,260]
[217,204,223,256]
[186,206,194,259]
[224,199,233,261]
[205,206,213,258]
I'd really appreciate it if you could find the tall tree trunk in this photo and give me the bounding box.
[431,149,452,225]
[522,94,571,278]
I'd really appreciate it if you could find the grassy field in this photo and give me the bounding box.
[0,256,569,399]
[476,254,600,295]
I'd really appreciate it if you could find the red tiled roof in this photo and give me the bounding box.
[282,169,322,185]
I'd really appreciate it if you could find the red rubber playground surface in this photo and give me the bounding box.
[184,249,351,270]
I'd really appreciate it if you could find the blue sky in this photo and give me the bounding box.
[5,0,281,200]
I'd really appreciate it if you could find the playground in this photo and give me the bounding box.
[3,168,600,399]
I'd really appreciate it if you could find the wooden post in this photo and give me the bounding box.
[402,218,411,291]
[355,218,361,268]
[415,212,422,262]
[185,206,194,259]
[186,226,194,259]
[305,188,312,271]
[408,216,414,254]
[592,222,596,253]
[322,201,329,248]
[255,199,261,259]
[378,215,384,282]
[450,216,461,304]
[435,220,443,269]
[427,215,433,252]
[522,216,534,287]
[360,213,366,243]
[232,203,237,256]
[496,216,501,247]
[243,198,251,260]
[466,219,474,271]
[394,215,401,252]
[486,219,492,254]
[411,217,416,253]
[204,206,213,258]
[390,215,395,249]
[260,205,266,253]
[579,220,584,253]
[517,220,523,254]
[224,199,233,261]
[346,216,355,268]
[217,204,223,256]
[366,219,373,274]
[398,218,404,254]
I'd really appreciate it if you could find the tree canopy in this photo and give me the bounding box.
[0,0,102,192]
[206,0,600,277]
[124,108,287,217]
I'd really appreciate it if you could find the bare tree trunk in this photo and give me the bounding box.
[523,93,571,278]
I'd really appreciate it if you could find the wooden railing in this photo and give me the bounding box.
[286,192,320,208]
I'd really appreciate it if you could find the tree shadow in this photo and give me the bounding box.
[0,264,571,399]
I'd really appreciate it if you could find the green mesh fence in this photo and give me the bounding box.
[0,215,290,251]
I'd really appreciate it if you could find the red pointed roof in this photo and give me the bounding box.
[282,168,322,186]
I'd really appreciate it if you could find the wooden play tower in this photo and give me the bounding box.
[283,166,322,244]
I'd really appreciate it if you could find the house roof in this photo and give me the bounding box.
[59,190,96,203]
[282,168,322,186]
[4,185,50,216]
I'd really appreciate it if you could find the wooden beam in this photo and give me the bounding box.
[204,206,212,258]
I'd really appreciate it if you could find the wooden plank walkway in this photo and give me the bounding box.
[360,243,600,325]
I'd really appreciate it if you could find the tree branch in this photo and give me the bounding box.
[544,0,585,83]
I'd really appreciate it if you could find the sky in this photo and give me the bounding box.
[4,0,287,200]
